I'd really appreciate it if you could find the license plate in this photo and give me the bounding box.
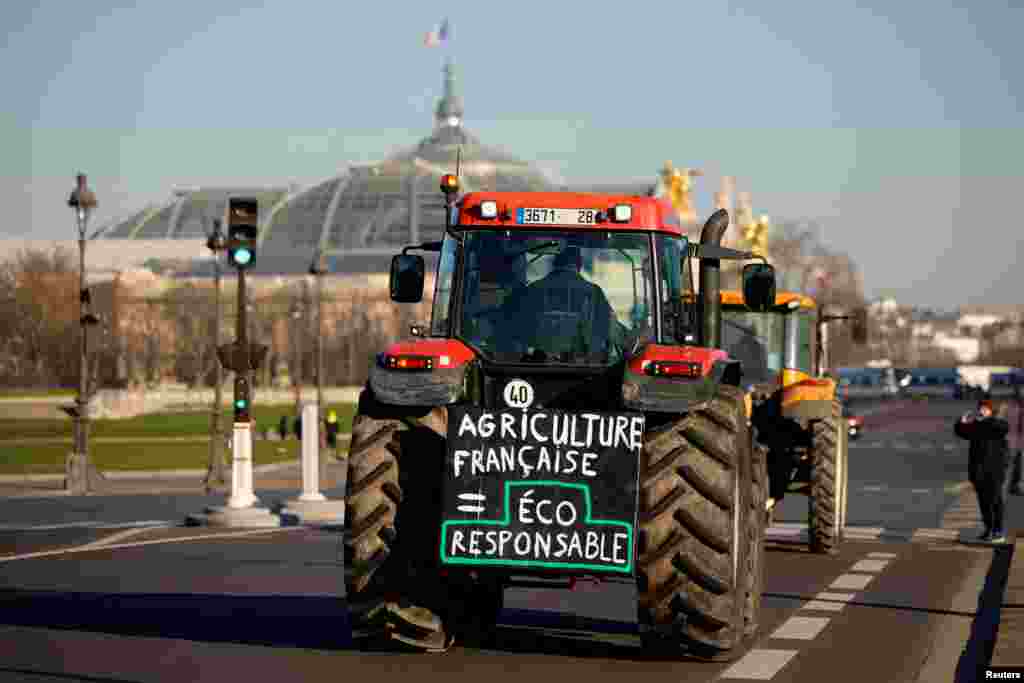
[517,208,599,226]
[440,406,642,574]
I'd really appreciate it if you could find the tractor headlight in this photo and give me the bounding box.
[480,200,498,219]
[612,204,632,222]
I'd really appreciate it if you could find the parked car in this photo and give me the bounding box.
[841,398,864,440]
[847,413,864,440]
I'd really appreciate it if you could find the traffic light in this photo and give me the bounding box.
[233,374,251,422]
[227,198,259,269]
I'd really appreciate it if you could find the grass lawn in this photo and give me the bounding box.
[0,440,303,475]
[0,403,357,440]
[0,388,77,399]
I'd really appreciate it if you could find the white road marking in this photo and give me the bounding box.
[845,527,883,539]
[862,485,886,492]
[76,526,156,550]
[456,505,485,513]
[770,616,831,640]
[850,559,890,572]
[457,493,486,501]
[867,551,897,559]
[910,488,931,494]
[911,529,960,540]
[801,599,846,612]
[719,649,799,680]
[0,520,176,532]
[0,526,304,563]
[768,525,969,545]
[830,573,875,590]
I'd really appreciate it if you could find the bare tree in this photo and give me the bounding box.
[164,283,214,389]
[0,245,79,387]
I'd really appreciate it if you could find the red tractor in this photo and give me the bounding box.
[344,173,778,660]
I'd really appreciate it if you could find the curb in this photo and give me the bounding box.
[0,436,351,483]
[0,456,346,484]
[0,434,353,445]
[991,539,1021,668]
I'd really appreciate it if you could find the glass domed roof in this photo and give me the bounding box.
[253,61,558,274]
[102,188,289,241]
[102,62,561,276]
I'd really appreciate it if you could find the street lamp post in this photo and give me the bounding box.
[290,300,303,410]
[66,173,99,495]
[204,219,227,490]
[309,250,327,430]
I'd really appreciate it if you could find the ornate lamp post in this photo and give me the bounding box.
[66,173,100,494]
[309,249,327,429]
[289,300,303,412]
[204,218,227,490]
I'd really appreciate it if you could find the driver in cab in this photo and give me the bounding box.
[504,246,622,358]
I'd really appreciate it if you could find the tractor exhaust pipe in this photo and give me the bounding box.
[699,209,730,349]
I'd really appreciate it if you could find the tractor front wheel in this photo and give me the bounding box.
[637,385,761,661]
[344,388,462,650]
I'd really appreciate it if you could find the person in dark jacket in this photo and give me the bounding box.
[278,415,289,441]
[506,246,621,356]
[325,409,340,451]
[955,397,1011,543]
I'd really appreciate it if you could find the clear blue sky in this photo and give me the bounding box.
[4,1,1022,308]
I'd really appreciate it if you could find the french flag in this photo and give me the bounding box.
[424,18,449,47]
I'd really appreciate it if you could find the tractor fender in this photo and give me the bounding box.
[780,377,837,422]
[369,339,475,407]
[369,363,469,407]
[622,358,741,414]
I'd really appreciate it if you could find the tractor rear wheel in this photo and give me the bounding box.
[808,400,846,555]
[836,415,849,533]
[344,387,456,649]
[637,385,760,661]
[745,441,768,638]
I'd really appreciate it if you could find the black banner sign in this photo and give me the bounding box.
[440,406,643,574]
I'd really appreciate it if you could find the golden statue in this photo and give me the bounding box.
[659,161,702,224]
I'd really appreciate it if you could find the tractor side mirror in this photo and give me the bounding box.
[742,263,776,312]
[851,307,869,345]
[390,254,425,303]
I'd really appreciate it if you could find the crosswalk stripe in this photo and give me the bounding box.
[767,524,966,545]
[720,649,799,680]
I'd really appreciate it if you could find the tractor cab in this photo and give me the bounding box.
[394,192,691,363]
[719,291,818,393]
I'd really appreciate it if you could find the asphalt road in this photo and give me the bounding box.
[772,397,971,533]
[0,396,1006,682]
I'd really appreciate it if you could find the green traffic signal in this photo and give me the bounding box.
[229,247,254,267]
[227,198,259,270]
[234,398,248,410]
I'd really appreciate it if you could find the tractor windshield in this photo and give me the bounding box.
[721,308,786,386]
[455,230,658,365]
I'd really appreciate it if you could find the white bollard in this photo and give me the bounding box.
[227,421,259,508]
[186,419,280,527]
[279,401,346,523]
[299,402,326,502]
